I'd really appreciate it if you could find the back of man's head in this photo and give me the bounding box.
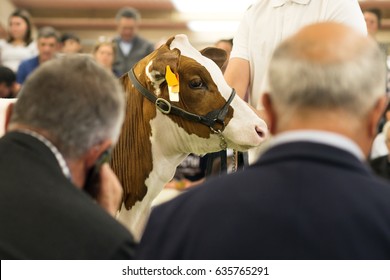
[9,55,125,159]
[267,22,385,125]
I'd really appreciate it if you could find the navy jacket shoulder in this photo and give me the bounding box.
[0,132,135,259]
[137,141,390,260]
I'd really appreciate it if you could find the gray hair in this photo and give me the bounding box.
[10,55,125,159]
[267,31,386,119]
[37,26,60,42]
[115,7,141,22]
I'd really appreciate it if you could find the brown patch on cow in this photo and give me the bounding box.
[156,55,234,138]
[110,68,156,210]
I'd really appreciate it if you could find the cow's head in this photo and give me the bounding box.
[136,34,267,154]
[112,35,268,210]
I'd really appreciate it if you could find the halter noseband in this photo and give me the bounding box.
[128,68,235,133]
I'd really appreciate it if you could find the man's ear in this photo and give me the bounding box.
[262,93,277,134]
[4,102,15,132]
[85,139,112,169]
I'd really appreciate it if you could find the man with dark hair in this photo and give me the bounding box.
[16,26,60,84]
[364,8,382,37]
[0,55,135,259]
[60,32,82,54]
[112,7,154,75]
[0,66,19,98]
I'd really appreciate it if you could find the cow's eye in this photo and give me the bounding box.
[189,79,205,89]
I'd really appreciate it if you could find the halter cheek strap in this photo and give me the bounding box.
[128,68,235,131]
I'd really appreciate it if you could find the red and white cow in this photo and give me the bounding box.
[111,35,268,240]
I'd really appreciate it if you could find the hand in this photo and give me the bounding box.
[95,163,123,216]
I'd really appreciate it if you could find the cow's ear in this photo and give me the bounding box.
[147,47,180,84]
[200,47,227,70]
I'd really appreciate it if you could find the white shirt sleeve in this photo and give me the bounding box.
[230,5,253,61]
[325,0,367,35]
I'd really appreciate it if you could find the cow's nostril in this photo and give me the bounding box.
[255,126,265,138]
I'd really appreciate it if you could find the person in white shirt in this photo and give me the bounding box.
[224,0,367,115]
[223,0,367,163]
[0,9,38,73]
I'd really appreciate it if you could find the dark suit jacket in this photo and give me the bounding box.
[0,132,135,259]
[370,155,390,180]
[137,141,390,259]
[113,36,154,76]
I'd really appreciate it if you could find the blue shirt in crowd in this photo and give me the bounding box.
[17,56,40,84]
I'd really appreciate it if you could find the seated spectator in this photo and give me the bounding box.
[92,38,121,77]
[136,22,390,260]
[0,66,19,98]
[0,9,38,73]
[0,55,135,259]
[371,101,390,159]
[370,121,390,180]
[60,32,82,54]
[215,38,233,73]
[16,26,60,85]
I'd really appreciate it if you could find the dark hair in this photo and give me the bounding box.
[60,33,80,44]
[0,66,16,87]
[115,7,141,22]
[7,9,33,45]
[364,8,382,27]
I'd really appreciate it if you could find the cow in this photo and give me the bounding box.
[111,34,268,241]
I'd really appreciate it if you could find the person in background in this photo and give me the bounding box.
[16,26,60,85]
[60,32,82,54]
[371,101,390,159]
[370,121,390,180]
[224,0,367,118]
[92,38,121,77]
[363,8,390,95]
[112,7,154,76]
[364,8,385,41]
[136,22,390,260]
[0,55,135,259]
[0,66,19,98]
[215,38,233,73]
[0,9,38,73]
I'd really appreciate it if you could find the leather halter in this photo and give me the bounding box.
[128,68,235,131]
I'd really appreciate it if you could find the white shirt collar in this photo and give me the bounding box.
[272,0,311,8]
[270,130,365,161]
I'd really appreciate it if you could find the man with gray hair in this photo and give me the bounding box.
[136,22,390,259]
[112,7,154,76]
[0,55,135,259]
[16,26,60,85]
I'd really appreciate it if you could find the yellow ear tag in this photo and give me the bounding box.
[166,65,180,102]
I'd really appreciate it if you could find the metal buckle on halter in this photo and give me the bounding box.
[155,98,171,114]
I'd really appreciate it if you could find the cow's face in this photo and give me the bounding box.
[145,35,267,153]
